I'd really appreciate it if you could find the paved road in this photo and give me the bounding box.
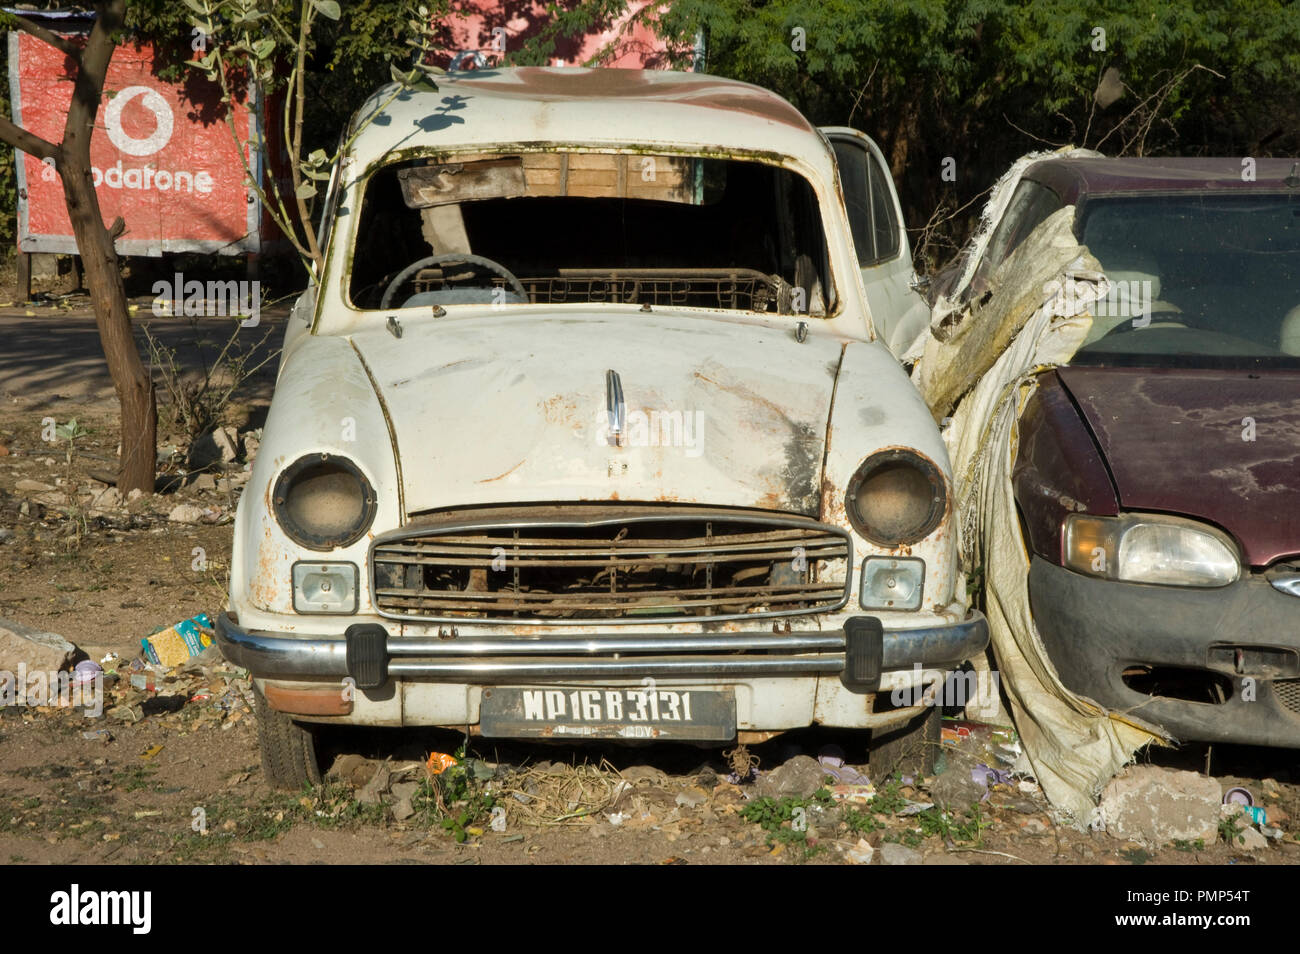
[0,298,288,405]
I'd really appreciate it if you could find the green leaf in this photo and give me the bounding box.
[295,181,317,199]
[311,0,342,20]
[252,38,275,60]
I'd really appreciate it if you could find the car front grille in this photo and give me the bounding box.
[371,506,851,623]
[1274,678,1300,716]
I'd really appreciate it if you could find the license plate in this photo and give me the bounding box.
[479,686,736,741]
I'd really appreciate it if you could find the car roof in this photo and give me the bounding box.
[1024,156,1300,203]
[343,67,825,178]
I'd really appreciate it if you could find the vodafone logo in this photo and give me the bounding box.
[104,85,173,157]
[85,84,213,194]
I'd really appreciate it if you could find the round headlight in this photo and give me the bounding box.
[273,454,377,550]
[845,450,947,546]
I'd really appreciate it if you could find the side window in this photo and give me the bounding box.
[866,155,900,263]
[833,140,901,267]
[982,180,1062,272]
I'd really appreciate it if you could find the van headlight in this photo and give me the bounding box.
[1065,513,1239,587]
[273,454,377,550]
[845,450,947,546]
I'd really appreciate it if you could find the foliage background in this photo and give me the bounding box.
[3,0,1298,274]
[653,0,1300,266]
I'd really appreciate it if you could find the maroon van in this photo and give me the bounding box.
[950,156,1300,747]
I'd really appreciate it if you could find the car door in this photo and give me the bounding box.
[821,127,929,359]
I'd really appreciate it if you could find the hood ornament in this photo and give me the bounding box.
[605,369,626,447]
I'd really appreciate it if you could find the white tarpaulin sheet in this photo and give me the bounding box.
[912,160,1168,825]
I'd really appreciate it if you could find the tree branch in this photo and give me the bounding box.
[11,12,83,60]
[287,4,323,271]
[63,1,123,152]
[0,112,59,160]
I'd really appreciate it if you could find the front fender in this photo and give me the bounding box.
[229,334,401,619]
[821,340,961,614]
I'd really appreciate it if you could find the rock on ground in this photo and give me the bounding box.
[1099,765,1221,847]
[928,758,988,811]
[89,487,125,513]
[879,842,922,865]
[168,503,207,525]
[0,618,78,673]
[189,426,239,469]
[1233,824,1268,854]
[358,763,393,806]
[844,838,874,864]
[756,755,829,799]
[390,782,421,821]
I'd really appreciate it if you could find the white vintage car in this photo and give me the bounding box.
[216,67,987,788]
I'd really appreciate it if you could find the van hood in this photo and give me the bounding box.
[1058,365,1300,566]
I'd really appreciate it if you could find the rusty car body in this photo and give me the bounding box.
[936,154,1300,749]
[215,67,988,787]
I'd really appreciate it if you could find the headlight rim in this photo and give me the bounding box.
[273,452,378,551]
[845,448,948,547]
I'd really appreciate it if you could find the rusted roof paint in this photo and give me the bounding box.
[449,68,814,129]
[344,68,825,185]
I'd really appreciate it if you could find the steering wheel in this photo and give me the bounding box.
[379,252,529,309]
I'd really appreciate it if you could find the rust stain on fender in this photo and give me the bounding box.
[478,459,527,483]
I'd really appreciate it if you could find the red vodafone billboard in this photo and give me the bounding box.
[8,27,265,256]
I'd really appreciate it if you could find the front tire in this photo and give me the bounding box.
[254,686,324,789]
[868,705,941,782]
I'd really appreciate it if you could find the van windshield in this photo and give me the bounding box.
[347,153,833,316]
[1072,193,1300,368]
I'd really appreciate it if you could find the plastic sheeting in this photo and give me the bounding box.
[912,174,1168,826]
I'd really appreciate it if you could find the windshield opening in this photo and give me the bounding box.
[1072,192,1300,368]
[347,152,833,315]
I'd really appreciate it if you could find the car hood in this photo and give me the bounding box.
[350,311,845,517]
[1057,365,1300,566]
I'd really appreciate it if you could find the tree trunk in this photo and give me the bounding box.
[56,0,155,495]
[58,157,156,494]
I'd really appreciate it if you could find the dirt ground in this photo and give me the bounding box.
[2,291,1299,866]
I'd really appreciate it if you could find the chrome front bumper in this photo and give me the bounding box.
[216,611,988,691]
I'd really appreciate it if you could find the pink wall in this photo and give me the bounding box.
[434,1,690,69]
